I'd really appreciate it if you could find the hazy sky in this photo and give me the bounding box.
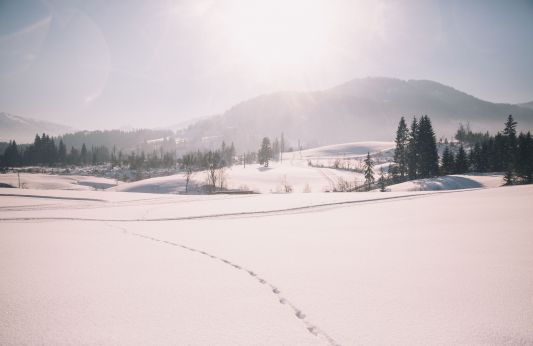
[1,0,532,129]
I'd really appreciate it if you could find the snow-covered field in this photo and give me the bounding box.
[0,173,118,190]
[1,185,533,345]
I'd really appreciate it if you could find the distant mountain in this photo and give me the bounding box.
[0,112,74,144]
[517,101,533,111]
[180,77,533,152]
[161,115,212,132]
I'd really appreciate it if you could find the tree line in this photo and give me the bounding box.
[0,133,176,169]
[389,114,533,185]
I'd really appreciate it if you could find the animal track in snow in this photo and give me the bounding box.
[106,223,341,346]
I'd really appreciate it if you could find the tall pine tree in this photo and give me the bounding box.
[440,146,455,175]
[393,116,409,181]
[454,145,469,174]
[407,117,419,180]
[417,115,439,178]
[503,114,517,172]
[363,152,375,191]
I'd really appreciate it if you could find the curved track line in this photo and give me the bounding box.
[0,190,470,223]
[108,223,341,346]
[0,193,105,202]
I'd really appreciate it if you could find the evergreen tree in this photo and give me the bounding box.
[490,133,506,171]
[407,117,419,180]
[503,114,518,173]
[454,145,469,174]
[229,142,236,166]
[258,137,272,167]
[393,116,409,180]
[503,168,515,185]
[440,146,455,175]
[469,142,483,172]
[3,141,20,167]
[80,143,88,165]
[516,132,533,183]
[388,164,402,184]
[272,138,280,161]
[363,152,375,191]
[68,146,80,165]
[57,139,67,164]
[378,166,386,192]
[221,141,228,166]
[417,115,439,178]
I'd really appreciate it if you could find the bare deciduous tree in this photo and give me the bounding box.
[181,153,196,193]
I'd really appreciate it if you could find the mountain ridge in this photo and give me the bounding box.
[0,112,75,144]
[179,77,533,151]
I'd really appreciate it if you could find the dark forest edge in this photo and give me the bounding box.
[387,114,532,187]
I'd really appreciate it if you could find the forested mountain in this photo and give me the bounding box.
[517,101,533,111]
[180,77,533,152]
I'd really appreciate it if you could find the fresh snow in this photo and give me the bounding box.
[294,141,395,159]
[1,185,533,345]
[111,161,362,194]
[387,173,504,192]
[0,173,118,190]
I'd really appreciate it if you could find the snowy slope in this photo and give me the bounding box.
[0,173,118,190]
[112,161,362,194]
[1,186,533,345]
[295,141,394,159]
[387,173,504,192]
[111,141,393,194]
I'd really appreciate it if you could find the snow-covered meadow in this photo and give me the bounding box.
[1,183,533,345]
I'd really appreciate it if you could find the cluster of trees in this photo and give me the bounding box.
[257,134,286,167]
[120,150,176,170]
[390,115,439,182]
[1,134,88,167]
[59,129,176,152]
[258,137,273,167]
[454,123,490,146]
[390,114,533,186]
[179,141,236,192]
[448,115,532,184]
[0,133,177,169]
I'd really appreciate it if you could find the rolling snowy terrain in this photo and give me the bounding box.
[1,185,532,345]
[0,173,117,190]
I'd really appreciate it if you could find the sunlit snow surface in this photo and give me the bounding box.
[1,185,533,345]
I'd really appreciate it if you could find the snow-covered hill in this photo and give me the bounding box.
[111,161,362,194]
[295,141,394,159]
[386,173,504,192]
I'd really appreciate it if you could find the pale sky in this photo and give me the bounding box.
[0,0,532,129]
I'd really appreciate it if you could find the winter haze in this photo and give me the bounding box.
[1,0,533,129]
[1,1,533,346]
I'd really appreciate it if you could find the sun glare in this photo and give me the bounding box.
[223,0,335,69]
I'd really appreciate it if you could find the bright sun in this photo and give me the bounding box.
[223,0,336,69]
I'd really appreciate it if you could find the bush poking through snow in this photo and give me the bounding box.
[280,175,293,193]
